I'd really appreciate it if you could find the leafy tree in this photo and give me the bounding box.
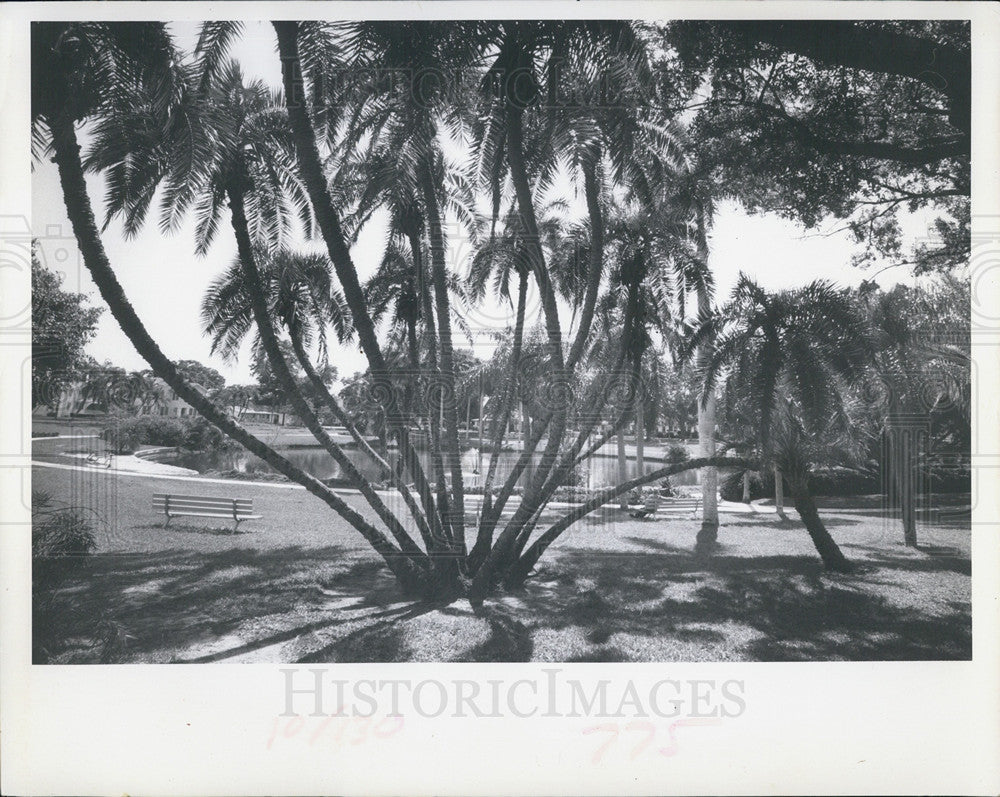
[661,21,970,275]
[31,244,103,410]
[212,383,260,419]
[174,360,225,392]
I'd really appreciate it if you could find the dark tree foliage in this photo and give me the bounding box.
[659,20,970,274]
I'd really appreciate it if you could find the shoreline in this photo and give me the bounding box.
[29,459,775,515]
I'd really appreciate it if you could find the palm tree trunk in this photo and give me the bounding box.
[470,98,570,601]
[416,156,466,557]
[273,22,440,541]
[499,100,570,521]
[289,333,438,554]
[510,455,756,585]
[787,472,853,572]
[469,269,528,570]
[742,470,751,503]
[47,108,427,593]
[480,268,528,495]
[888,426,919,547]
[694,212,719,554]
[566,159,604,371]
[227,184,431,563]
[774,466,787,519]
[505,105,564,370]
[403,225,452,547]
[636,401,645,475]
[404,313,419,415]
[521,402,534,491]
[617,429,629,511]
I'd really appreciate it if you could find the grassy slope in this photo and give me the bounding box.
[31,465,971,664]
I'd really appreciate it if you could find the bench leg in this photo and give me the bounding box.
[164,513,172,529]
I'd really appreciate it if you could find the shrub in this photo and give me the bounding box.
[101,414,231,453]
[102,414,186,452]
[33,508,97,559]
[182,416,231,451]
[33,491,99,663]
[33,490,97,559]
[665,444,690,464]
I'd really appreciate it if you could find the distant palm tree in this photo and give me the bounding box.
[685,275,874,572]
[860,277,970,545]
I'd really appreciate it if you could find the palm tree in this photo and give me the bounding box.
[860,277,970,546]
[35,25,431,589]
[685,275,875,572]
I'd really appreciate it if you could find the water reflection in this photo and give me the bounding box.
[166,443,699,487]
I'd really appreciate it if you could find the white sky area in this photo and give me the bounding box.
[31,21,935,388]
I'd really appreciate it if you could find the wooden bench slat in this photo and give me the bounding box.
[154,507,256,516]
[153,500,253,509]
[153,494,252,505]
[153,499,253,509]
[166,509,262,519]
[163,509,256,518]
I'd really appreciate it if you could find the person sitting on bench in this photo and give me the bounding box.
[630,491,661,519]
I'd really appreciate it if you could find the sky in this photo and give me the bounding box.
[31,21,932,389]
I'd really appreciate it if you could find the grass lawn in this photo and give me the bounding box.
[31,464,971,664]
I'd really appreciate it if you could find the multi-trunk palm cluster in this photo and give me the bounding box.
[34,19,927,601]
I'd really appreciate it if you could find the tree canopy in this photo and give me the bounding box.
[31,244,103,409]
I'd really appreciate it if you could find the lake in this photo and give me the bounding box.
[162,443,700,487]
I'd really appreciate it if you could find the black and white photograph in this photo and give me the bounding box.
[3,2,998,794]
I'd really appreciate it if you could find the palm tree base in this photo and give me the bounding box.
[695,520,719,557]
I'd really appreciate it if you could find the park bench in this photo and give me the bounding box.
[630,494,702,520]
[153,492,261,531]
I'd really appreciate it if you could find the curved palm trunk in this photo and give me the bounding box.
[481,270,528,494]
[403,225,452,548]
[566,159,604,371]
[468,104,571,598]
[289,332,438,553]
[467,270,527,571]
[508,455,757,586]
[227,184,431,564]
[787,472,853,572]
[273,23,443,558]
[417,156,466,557]
[47,109,426,593]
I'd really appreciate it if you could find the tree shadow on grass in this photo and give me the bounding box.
[132,522,254,537]
[510,543,971,662]
[33,534,972,664]
[296,599,536,664]
[838,543,971,576]
[33,546,400,664]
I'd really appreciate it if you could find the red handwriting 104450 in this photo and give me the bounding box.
[582,719,723,763]
[266,712,404,751]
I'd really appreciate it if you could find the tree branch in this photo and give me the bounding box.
[724,21,970,136]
